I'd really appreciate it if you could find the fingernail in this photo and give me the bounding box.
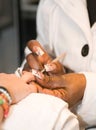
[44,64,56,71]
[31,69,44,79]
[33,46,44,56]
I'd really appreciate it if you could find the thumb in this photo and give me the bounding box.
[44,61,65,75]
[32,69,66,89]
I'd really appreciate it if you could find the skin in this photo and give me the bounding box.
[0,40,86,123]
[24,40,65,75]
[22,71,86,107]
[35,72,86,107]
[0,73,37,104]
[24,40,86,107]
[0,73,38,123]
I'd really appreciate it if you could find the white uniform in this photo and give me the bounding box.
[1,0,96,130]
[36,0,96,128]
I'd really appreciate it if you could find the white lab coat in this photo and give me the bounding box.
[36,0,96,128]
[1,0,96,130]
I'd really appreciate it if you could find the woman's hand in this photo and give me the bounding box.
[33,71,86,107]
[22,40,86,107]
[0,73,37,104]
[24,40,65,75]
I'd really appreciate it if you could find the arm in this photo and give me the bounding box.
[0,73,38,123]
[0,73,37,104]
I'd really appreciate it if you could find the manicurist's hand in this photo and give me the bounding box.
[33,72,86,107]
[24,40,65,75]
[0,73,37,104]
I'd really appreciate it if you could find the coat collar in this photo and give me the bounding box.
[54,0,92,44]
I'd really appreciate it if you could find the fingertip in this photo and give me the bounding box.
[44,63,56,72]
[33,46,45,56]
[32,69,44,80]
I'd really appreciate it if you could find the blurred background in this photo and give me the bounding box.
[0,0,39,73]
[0,0,95,73]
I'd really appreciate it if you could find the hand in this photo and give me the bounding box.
[33,72,86,107]
[20,71,68,103]
[24,40,65,75]
[0,73,37,104]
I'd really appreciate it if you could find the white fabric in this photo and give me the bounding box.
[76,72,96,126]
[36,0,93,72]
[1,94,79,130]
[36,0,96,128]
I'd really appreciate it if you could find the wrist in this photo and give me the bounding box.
[0,86,12,104]
[0,105,4,123]
[64,73,86,88]
[64,73,86,107]
[0,86,12,118]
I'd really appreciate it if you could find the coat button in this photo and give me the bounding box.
[81,44,89,57]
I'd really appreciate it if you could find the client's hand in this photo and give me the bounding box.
[33,71,86,107]
[0,73,37,104]
[24,40,65,75]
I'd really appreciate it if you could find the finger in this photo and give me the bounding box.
[32,70,65,89]
[26,53,43,70]
[24,45,43,71]
[21,71,35,83]
[37,87,68,103]
[44,61,65,75]
[27,40,52,65]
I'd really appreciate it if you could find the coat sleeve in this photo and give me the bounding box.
[76,72,96,126]
[36,0,57,57]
